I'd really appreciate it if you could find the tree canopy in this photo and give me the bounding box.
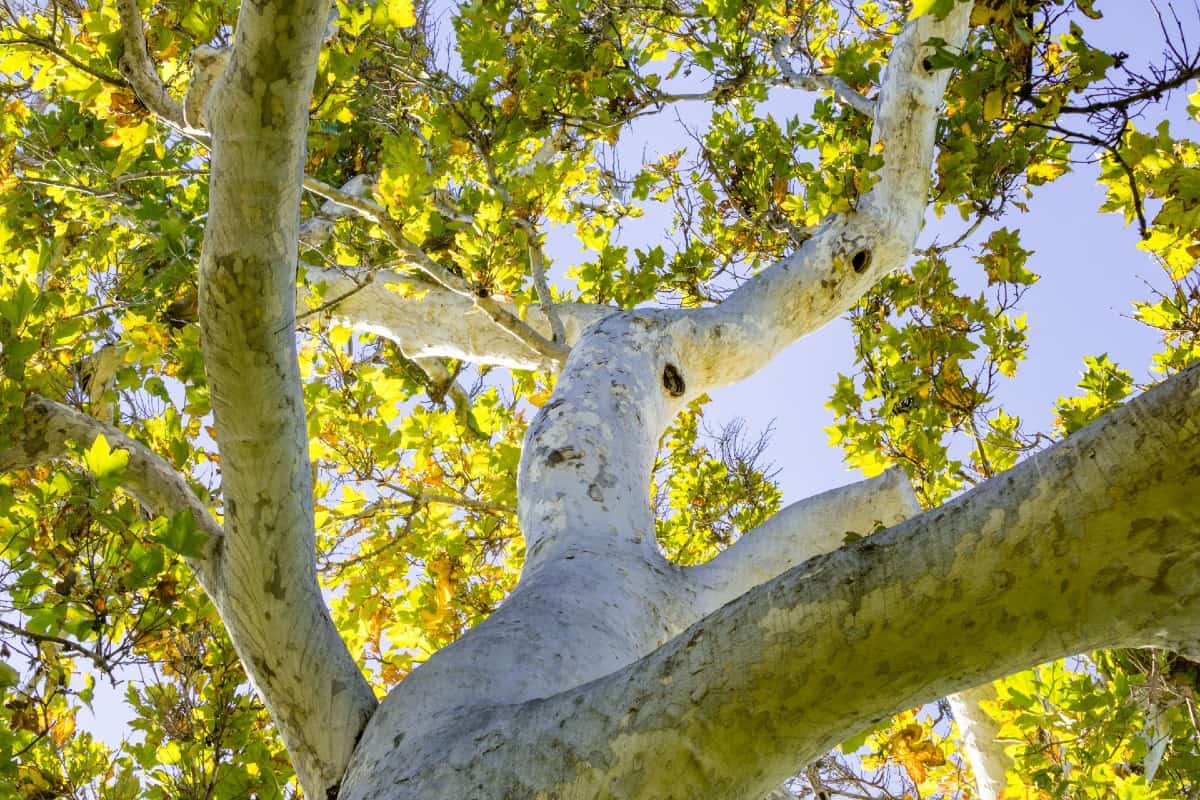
[1,0,1199,797]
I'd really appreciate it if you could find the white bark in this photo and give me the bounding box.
[340,358,1200,799]
[75,0,1200,797]
[689,467,919,616]
[302,267,611,369]
[949,684,1011,800]
[341,6,985,797]
[196,0,377,795]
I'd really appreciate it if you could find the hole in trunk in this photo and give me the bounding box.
[851,249,872,273]
[662,364,685,397]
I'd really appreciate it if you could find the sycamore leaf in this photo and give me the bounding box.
[373,0,416,29]
[152,510,209,559]
[83,434,129,480]
[0,660,18,688]
[909,0,956,20]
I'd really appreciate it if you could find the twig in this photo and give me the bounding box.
[516,221,565,345]
[0,617,115,678]
[1010,119,1150,239]
[382,483,515,516]
[412,357,483,438]
[297,273,376,322]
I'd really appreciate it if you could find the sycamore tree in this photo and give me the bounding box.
[2,0,1200,797]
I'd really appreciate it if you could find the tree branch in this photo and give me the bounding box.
[114,0,188,130]
[198,0,377,794]
[0,617,117,678]
[772,35,876,117]
[302,176,569,369]
[1,395,223,593]
[948,684,1010,800]
[673,3,974,392]
[688,467,918,616]
[302,266,611,370]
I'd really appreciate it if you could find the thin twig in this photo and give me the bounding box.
[0,617,115,678]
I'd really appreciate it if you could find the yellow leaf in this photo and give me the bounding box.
[527,386,553,407]
[84,434,129,479]
[373,0,416,29]
[50,713,76,746]
[972,0,1012,27]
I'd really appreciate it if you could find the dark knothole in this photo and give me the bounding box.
[662,363,685,397]
[851,249,872,273]
[921,57,934,73]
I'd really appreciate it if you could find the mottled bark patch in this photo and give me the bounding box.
[546,446,583,466]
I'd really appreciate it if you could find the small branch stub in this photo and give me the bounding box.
[662,363,686,397]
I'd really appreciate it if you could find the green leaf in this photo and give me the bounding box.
[0,660,18,688]
[372,0,416,30]
[126,541,165,587]
[152,510,209,559]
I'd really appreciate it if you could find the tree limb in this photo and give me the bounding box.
[302,266,611,370]
[948,684,1010,800]
[302,176,569,369]
[198,0,377,794]
[114,0,188,131]
[673,3,974,392]
[772,35,876,116]
[0,617,117,678]
[1,395,223,594]
[688,467,918,616]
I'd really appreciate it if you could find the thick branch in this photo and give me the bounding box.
[373,360,1200,799]
[342,9,981,796]
[302,177,568,369]
[673,4,973,392]
[114,0,187,130]
[688,467,918,616]
[198,0,376,794]
[1,396,223,593]
[302,267,610,370]
[948,684,1010,800]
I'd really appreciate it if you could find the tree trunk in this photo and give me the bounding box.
[335,331,1200,800]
